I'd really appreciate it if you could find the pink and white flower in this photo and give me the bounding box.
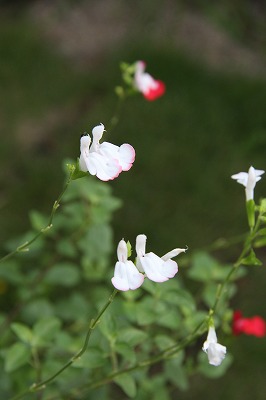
[111,239,144,291]
[202,326,226,366]
[231,166,264,201]
[135,234,186,283]
[79,124,135,181]
[134,61,165,101]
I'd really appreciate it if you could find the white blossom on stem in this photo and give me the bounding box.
[135,234,186,283]
[202,326,226,366]
[79,123,135,181]
[134,61,165,101]
[231,166,264,201]
[111,239,144,291]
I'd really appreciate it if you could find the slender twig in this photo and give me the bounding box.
[0,169,74,265]
[210,205,263,319]
[60,317,208,399]
[9,289,118,400]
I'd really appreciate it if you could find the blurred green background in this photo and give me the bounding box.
[1,0,266,399]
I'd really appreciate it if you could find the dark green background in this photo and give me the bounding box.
[1,1,266,399]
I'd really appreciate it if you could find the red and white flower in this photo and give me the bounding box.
[134,61,165,101]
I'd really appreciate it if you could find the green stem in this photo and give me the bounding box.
[75,317,207,396]
[210,205,263,319]
[0,170,74,265]
[107,85,129,135]
[9,289,118,400]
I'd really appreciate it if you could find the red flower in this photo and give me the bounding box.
[232,310,266,337]
[143,80,165,101]
[134,61,166,101]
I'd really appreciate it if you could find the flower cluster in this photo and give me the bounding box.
[202,325,227,366]
[232,310,266,337]
[134,61,165,101]
[111,234,186,291]
[79,123,135,181]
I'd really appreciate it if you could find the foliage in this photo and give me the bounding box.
[0,9,266,399]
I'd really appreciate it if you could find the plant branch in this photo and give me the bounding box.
[0,169,74,265]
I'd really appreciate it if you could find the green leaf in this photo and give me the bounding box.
[118,327,148,347]
[257,227,266,236]
[72,347,105,369]
[157,309,181,329]
[188,252,231,282]
[259,198,266,214]
[29,210,47,232]
[126,241,132,258]
[241,249,262,266]
[71,159,88,180]
[164,354,188,391]
[0,261,25,284]
[44,263,80,287]
[11,323,33,344]
[115,342,136,364]
[55,292,90,321]
[32,316,61,346]
[56,239,77,258]
[4,342,31,372]
[154,334,176,351]
[114,373,137,398]
[98,314,117,341]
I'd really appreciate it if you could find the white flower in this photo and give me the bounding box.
[111,239,144,291]
[79,123,135,181]
[135,234,186,283]
[134,61,165,101]
[231,166,264,201]
[202,326,226,366]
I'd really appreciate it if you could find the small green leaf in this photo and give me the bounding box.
[259,198,266,214]
[32,316,61,346]
[71,159,88,181]
[118,327,148,346]
[44,263,80,287]
[257,228,266,236]
[72,347,105,369]
[11,323,33,344]
[114,373,137,398]
[188,252,231,282]
[154,334,175,351]
[4,342,31,372]
[98,314,117,341]
[115,342,136,364]
[29,210,47,232]
[241,249,262,266]
[164,355,188,391]
[126,241,132,258]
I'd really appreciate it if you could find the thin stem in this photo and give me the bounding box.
[210,204,263,319]
[9,289,118,400]
[107,93,127,135]
[76,317,207,396]
[0,169,74,265]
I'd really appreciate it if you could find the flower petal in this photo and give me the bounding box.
[139,252,169,283]
[207,343,226,366]
[85,152,122,181]
[111,261,144,291]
